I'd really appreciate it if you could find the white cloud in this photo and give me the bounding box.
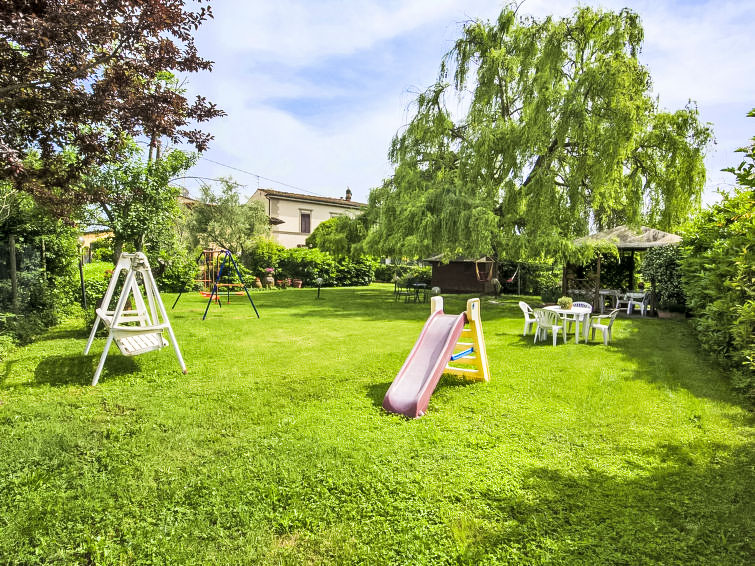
[181,0,755,206]
[202,0,500,65]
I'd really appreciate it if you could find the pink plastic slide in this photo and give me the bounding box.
[382,307,467,418]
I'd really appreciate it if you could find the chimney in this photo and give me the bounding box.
[345,187,352,201]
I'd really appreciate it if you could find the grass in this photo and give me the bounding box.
[0,284,752,564]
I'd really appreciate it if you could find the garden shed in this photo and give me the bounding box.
[424,256,498,294]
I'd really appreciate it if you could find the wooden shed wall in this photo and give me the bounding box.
[430,261,496,294]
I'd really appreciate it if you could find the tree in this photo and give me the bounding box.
[305,215,367,259]
[189,178,270,260]
[365,5,712,262]
[0,0,224,215]
[86,142,196,262]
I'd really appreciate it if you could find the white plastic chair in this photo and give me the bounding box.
[589,308,620,345]
[518,301,536,336]
[566,301,593,337]
[533,308,567,346]
[628,292,651,316]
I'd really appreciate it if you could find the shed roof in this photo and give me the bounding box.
[574,225,681,250]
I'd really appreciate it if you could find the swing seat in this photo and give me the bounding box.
[115,332,168,356]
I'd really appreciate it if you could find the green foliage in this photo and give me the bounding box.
[0,289,752,563]
[244,238,285,277]
[366,5,712,263]
[641,246,686,310]
[88,144,196,258]
[189,178,270,261]
[373,263,432,285]
[679,187,754,397]
[88,236,114,262]
[61,261,114,313]
[305,215,367,258]
[153,249,199,293]
[497,260,562,298]
[246,244,377,287]
[0,197,81,342]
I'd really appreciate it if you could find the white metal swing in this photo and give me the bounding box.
[84,252,187,386]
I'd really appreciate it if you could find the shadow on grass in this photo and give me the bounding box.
[35,326,90,342]
[365,374,481,410]
[462,443,754,564]
[33,353,138,386]
[610,318,753,413]
[166,287,519,324]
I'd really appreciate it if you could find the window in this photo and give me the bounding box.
[300,211,311,234]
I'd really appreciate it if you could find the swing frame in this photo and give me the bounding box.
[84,252,186,386]
[172,248,259,320]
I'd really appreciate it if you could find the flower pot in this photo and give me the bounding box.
[264,275,275,289]
[292,279,302,288]
[254,277,262,289]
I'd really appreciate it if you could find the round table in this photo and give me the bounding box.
[543,305,592,343]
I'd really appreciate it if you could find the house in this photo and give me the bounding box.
[249,188,367,248]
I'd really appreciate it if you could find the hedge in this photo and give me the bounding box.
[679,188,754,398]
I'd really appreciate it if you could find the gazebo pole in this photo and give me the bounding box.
[594,253,601,312]
[630,250,635,290]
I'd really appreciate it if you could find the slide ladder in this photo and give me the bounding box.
[442,297,490,383]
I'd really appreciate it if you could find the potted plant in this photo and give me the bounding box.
[557,296,573,310]
[263,267,275,289]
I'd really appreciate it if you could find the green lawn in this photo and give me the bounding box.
[1,284,752,564]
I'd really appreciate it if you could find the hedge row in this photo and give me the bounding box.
[679,188,754,398]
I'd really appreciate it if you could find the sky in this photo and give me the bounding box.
[178,0,755,205]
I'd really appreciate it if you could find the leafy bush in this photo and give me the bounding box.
[374,263,400,283]
[497,260,561,297]
[641,246,686,311]
[243,238,285,277]
[679,187,754,398]
[153,248,200,292]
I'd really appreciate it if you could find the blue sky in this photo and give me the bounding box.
[180,0,755,205]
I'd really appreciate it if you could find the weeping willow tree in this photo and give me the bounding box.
[365,5,712,262]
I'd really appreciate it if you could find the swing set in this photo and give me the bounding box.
[172,248,260,320]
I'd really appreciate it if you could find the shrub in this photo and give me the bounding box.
[153,249,200,292]
[641,246,686,311]
[679,187,754,398]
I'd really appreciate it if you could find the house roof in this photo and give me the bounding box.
[253,188,367,209]
[574,225,682,250]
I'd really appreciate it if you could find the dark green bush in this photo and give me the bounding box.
[641,246,686,310]
[679,188,754,398]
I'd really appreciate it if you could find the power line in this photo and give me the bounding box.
[200,157,327,197]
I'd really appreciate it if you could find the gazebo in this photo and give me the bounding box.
[572,225,682,311]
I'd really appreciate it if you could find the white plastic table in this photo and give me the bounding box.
[544,305,592,343]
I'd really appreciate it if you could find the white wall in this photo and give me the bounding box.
[250,192,363,248]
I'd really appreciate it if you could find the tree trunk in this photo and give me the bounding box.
[113,237,123,265]
[9,233,17,310]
